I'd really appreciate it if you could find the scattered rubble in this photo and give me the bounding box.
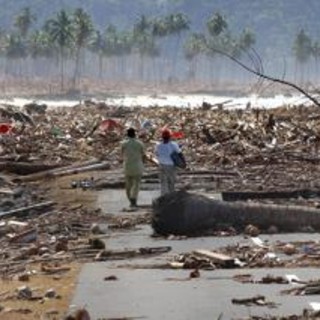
[1,102,320,193]
[1,101,320,318]
[231,295,278,308]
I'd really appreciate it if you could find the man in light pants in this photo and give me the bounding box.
[155,129,181,196]
[121,128,145,208]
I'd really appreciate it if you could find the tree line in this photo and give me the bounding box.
[0,6,315,93]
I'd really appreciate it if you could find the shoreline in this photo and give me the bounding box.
[0,92,309,109]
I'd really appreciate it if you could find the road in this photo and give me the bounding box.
[71,189,320,320]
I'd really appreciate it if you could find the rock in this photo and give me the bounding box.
[89,237,105,250]
[90,223,103,235]
[17,286,32,300]
[0,200,15,210]
[244,224,260,237]
[39,246,50,255]
[44,288,56,299]
[64,307,91,320]
[24,102,47,114]
[17,273,30,282]
[46,309,59,315]
[267,225,278,234]
[27,244,39,256]
[189,269,200,278]
[300,225,315,233]
[55,240,68,252]
[283,244,297,255]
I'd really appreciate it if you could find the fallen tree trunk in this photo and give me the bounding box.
[222,189,320,201]
[152,191,320,235]
[0,201,55,219]
[0,161,60,175]
[15,160,110,182]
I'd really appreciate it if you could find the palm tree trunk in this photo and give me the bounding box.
[73,47,81,89]
[60,47,64,92]
[98,54,103,79]
[153,191,320,236]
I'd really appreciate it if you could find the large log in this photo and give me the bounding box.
[222,189,320,201]
[0,161,60,175]
[152,191,320,235]
[0,201,55,219]
[15,160,110,182]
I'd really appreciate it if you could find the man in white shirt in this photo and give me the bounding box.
[155,129,181,196]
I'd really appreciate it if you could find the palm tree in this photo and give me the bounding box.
[312,41,320,83]
[134,29,158,81]
[166,13,190,80]
[104,24,119,79]
[29,30,55,77]
[45,9,74,91]
[184,33,206,81]
[133,15,158,81]
[14,7,36,39]
[207,12,228,38]
[205,13,231,85]
[238,28,256,53]
[292,29,312,84]
[13,7,36,78]
[71,8,94,88]
[4,33,27,76]
[89,30,106,79]
[114,30,133,80]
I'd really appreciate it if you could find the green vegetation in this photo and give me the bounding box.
[0,0,317,93]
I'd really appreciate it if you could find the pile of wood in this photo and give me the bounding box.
[1,102,320,192]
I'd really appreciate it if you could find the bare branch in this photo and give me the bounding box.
[212,48,320,108]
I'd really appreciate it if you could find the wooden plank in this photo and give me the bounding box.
[0,201,55,219]
[16,161,110,182]
[222,189,320,201]
[193,249,235,267]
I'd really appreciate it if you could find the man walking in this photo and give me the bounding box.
[121,128,145,208]
[155,128,181,196]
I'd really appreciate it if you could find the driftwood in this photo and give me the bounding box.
[95,246,172,261]
[15,160,110,182]
[222,189,320,201]
[152,191,320,235]
[0,201,55,219]
[193,250,235,267]
[0,161,61,175]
